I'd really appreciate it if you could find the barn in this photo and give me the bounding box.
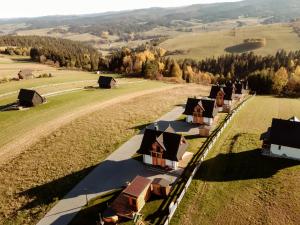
[183,98,218,125]
[137,126,188,170]
[261,117,300,160]
[18,89,45,107]
[98,76,117,89]
[18,69,34,79]
[110,176,152,219]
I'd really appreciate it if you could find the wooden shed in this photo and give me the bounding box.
[98,76,117,89]
[18,89,45,107]
[199,124,212,137]
[18,69,34,79]
[151,178,172,197]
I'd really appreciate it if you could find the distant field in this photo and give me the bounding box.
[160,24,300,60]
[171,96,300,225]
[0,84,209,225]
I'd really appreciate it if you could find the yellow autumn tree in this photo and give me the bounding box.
[273,67,289,94]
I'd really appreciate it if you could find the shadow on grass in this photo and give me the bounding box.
[225,43,262,53]
[19,166,97,211]
[195,149,300,182]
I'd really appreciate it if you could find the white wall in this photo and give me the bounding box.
[143,155,152,164]
[224,100,232,105]
[270,144,300,160]
[204,117,213,125]
[186,115,193,123]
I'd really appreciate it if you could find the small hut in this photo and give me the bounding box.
[199,124,212,137]
[18,69,34,79]
[18,89,45,107]
[98,76,117,89]
[151,178,172,197]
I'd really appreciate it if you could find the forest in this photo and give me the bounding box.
[1,35,300,96]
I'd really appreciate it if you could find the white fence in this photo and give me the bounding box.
[162,95,254,225]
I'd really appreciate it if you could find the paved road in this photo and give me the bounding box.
[36,106,198,225]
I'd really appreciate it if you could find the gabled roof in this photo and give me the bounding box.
[138,127,187,161]
[235,82,243,94]
[98,76,116,86]
[18,89,44,103]
[209,85,224,99]
[268,118,300,149]
[223,86,234,100]
[183,98,217,118]
[123,176,152,198]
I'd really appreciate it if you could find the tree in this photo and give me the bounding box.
[273,67,289,94]
[169,61,183,79]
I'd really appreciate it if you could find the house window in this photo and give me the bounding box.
[278,145,282,150]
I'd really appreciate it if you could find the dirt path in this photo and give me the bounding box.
[0,84,184,164]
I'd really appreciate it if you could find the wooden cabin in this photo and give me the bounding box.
[209,85,225,108]
[183,98,218,125]
[151,178,172,197]
[260,117,300,160]
[199,124,212,137]
[110,176,152,220]
[223,86,234,112]
[98,76,117,89]
[18,69,34,79]
[234,82,243,98]
[18,89,45,107]
[138,126,188,170]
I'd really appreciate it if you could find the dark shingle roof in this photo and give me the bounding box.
[138,127,188,161]
[235,82,243,94]
[223,86,234,100]
[209,85,223,99]
[123,176,151,198]
[98,76,116,88]
[269,118,300,149]
[183,98,217,118]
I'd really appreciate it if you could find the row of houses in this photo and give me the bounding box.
[102,82,246,223]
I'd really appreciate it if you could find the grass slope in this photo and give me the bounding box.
[171,96,300,225]
[0,84,209,225]
[160,24,300,60]
[0,80,169,152]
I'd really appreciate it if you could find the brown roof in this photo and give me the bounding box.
[123,176,151,198]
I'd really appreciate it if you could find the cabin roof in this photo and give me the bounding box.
[223,86,234,100]
[123,176,152,198]
[137,126,188,161]
[183,98,217,118]
[235,82,243,94]
[98,76,116,85]
[152,178,172,187]
[268,118,300,149]
[209,85,224,99]
[18,89,43,102]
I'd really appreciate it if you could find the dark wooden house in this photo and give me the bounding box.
[209,85,225,107]
[260,117,300,160]
[138,126,188,170]
[183,98,218,125]
[98,76,117,89]
[18,89,45,107]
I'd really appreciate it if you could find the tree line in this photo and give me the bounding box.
[0,35,102,71]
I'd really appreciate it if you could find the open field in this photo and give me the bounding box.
[171,96,300,225]
[0,80,174,162]
[160,24,300,60]
[0,84,209,225]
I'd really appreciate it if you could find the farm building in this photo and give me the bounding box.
[151,178,172,197]
[18,69,34,79]
[98,76,117,89]
[109,176,152,219]
[137,126,188,170]
[183,97,218,125]
[260,117,300,160]
[18,89,45,107]
[209,85,234,112]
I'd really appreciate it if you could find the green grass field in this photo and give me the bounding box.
[160,24,300,60]
[170,96,300,225]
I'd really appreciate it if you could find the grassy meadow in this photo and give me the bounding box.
[170,96,300,225]
[0,84,209,225]
[160,24,300,60]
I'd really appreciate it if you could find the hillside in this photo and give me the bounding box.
[1,0,300,36]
